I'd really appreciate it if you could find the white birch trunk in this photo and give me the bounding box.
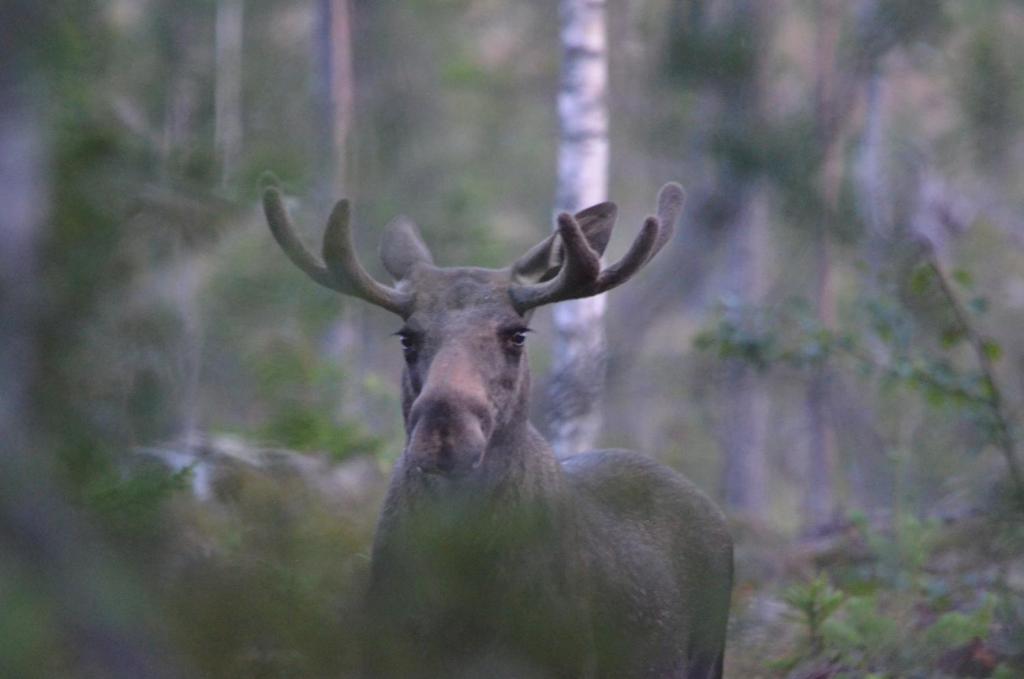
[215,0,244,186]
[548,0,610,457]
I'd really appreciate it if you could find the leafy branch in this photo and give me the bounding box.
[916,243,1023,496]
[695,255,1024,500]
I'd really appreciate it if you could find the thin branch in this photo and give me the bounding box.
[920,247,1024,497]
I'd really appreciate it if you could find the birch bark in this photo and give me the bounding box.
[548,0,610,457]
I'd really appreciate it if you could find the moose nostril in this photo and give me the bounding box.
[435,450,456,473]
[406,390,492,477]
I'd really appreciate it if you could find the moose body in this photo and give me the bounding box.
[262,178,732,678]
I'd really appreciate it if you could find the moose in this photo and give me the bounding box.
[262,177,733,679]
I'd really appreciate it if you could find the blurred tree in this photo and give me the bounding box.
[548,0,610,456]
[711,0,775,517]
[650,0,777,514]
[315,0,354,198]
[161,9,208,180]
[803,0,845,531]
[0,4,187,676]
[215,0,244,187]
[0,14,43,451]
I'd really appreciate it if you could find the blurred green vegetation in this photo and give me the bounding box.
[730,509,1024,678]
[4,0,1024,677]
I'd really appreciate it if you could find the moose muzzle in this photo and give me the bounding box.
[406,388,493,477]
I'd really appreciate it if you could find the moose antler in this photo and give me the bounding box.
[510,182,684,312]
[261,176,413,316]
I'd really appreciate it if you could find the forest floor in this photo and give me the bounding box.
[726,503,1024,678]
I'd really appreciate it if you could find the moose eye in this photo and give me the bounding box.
[396,331,419,355]
[503,327,531,351]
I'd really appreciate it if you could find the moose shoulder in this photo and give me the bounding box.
[261,177,733,679]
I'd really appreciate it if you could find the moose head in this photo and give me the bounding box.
[262,178,684,477]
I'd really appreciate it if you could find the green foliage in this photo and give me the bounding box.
[993,592,1024,659]
[820,595,902,669]
[781,575,845,658]
[694,304,778,370]
[82,462,192,537]
[54,439,191,541]
[0,567,60,679]
[857,513,941,590]
[261,407,384,460]
[160,466,377,678]
[243,337,387,460]
[696,257,1023,500]
[744,511,1024,677]
[767,564,1012,675]
[922,598,995,655]
[664,2,762,90]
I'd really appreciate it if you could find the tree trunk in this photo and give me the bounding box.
[314,0,369,429]
[0,24,183,675]
[315,0,354,197]
[719,186,770,515]
[708,0,774,516]
[803,0,844,531]
[0,85,43,455]
[214,0,244,187]
[548,0,610,457]
[161,15,202,177]
[849,67,901,512]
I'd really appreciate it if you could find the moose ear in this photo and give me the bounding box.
[572,201,617,257]
[511,201,618,282]
[380,216,434,281]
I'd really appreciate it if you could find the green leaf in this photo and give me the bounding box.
[981,339,1003,362]
[952,269,974,287]
[941,327,966,348]
[910,263,934,296]
[693,331,716,351]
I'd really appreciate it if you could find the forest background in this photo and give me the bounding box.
[3,1,1024,677]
